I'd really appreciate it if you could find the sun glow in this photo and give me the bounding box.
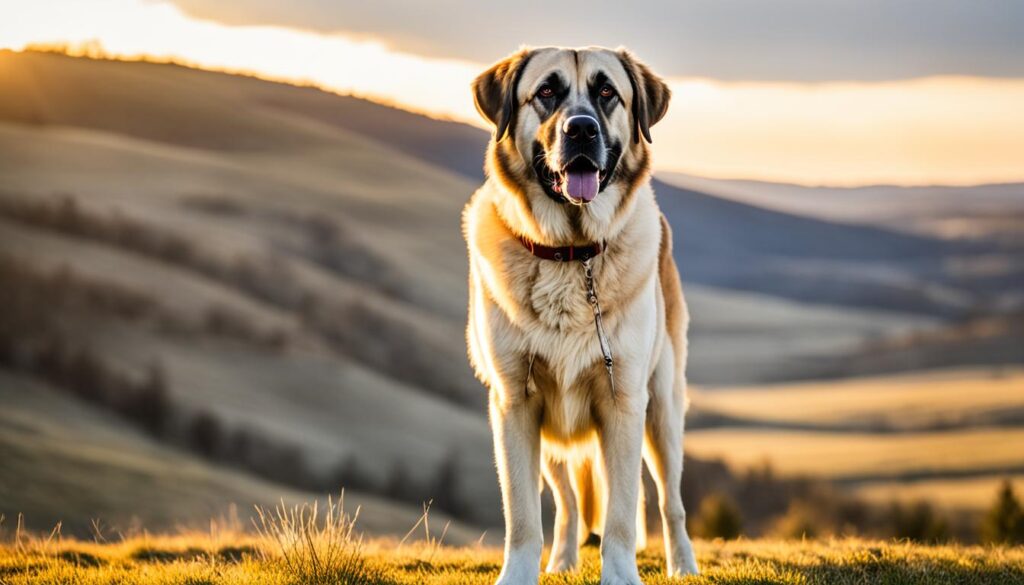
[1,0,483,122]
[3,0,1023,186]
[660,76,1024,186]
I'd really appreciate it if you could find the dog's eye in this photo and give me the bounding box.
[536,85,555,99]
[599,85,616,99]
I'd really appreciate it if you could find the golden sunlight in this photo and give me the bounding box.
[660,76,1024,186]
[3,0,1023,186]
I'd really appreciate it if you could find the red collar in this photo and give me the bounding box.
[518,236,605,262]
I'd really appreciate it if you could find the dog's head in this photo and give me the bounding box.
[473,47,669,207]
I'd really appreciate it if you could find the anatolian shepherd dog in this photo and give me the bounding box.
[464,46,699,584]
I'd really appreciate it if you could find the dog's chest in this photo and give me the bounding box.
[526,262,594,331]
[529,354,609,443]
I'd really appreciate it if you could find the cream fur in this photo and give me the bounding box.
[465,47,698,585]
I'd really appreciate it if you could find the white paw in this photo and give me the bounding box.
[667,540,700,576]
[495,554,541,585]
[667,557,700,577]
[600,570,644,585]
[600,550,643,585]
[545,548,579,573]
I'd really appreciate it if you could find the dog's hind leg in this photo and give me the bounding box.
[542,453,579,573]
[571,454,605,544]
[644,342,699,576]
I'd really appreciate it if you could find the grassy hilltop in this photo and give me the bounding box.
[3,508,1023,585]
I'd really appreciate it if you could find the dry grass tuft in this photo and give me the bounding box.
[253,492,387,584]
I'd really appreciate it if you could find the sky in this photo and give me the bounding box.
[3,0,1024,186]
[169,0,1024,82]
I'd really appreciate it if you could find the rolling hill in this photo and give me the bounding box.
[659,172,1024,240]
[0,368,482,542]
[0,50,502,532]
[659,172,1024,313]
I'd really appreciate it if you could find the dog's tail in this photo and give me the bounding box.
[571,454,648,549]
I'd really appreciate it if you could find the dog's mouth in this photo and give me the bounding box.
[551,157,605,204]
[533,143,620,205]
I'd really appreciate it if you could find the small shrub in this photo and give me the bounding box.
[430,451,466,520]
[770,500,822,540]
[330,456,377,493]
[189,411,224,458]
[386,462,420,503]
[890,500,950,543]
[980,479,1024,545]
[693,492,743,540]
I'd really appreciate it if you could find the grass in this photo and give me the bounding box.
[2,508,1023,585]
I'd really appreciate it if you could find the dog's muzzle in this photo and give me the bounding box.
[557,115,603,202]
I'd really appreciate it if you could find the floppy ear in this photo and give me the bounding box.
[472,49,533,142]
[617,50,671,144]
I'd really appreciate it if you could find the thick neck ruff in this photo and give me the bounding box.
[517,235,605,262]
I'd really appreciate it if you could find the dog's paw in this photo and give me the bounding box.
[545,548,579,573]
[600,555,643,585]
[494,559,540,585]
[599,571,644,585]
[667,557,700,577]
[667,540,700,576]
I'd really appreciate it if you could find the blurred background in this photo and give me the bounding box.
[1,0,1022,545]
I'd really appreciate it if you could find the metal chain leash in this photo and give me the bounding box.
[583,257,616,397]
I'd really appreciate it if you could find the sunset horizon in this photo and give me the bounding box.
[4,0,1024,187]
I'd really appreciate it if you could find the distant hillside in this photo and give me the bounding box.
[659,172,1024,224]
[660,172,1024,246]
[652,179,987,316]
[807,311,1024,379]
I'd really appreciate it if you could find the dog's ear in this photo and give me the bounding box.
[472,49,533,143]
[617,50,671,144]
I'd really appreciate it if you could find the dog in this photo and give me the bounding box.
[463,46,699,584]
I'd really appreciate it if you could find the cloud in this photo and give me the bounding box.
[169,0,1024,81]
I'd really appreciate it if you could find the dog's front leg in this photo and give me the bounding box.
[490,388,543,585]
[597,393,647,585]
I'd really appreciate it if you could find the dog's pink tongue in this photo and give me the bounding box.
[564,170,599,202]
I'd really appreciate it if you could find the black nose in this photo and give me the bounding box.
[562,115,599,142]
